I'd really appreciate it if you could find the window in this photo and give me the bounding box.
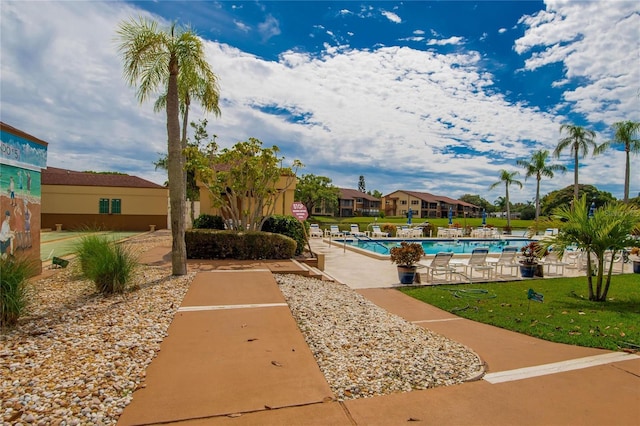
[411,200,419,205]
[111,199,122,214]
[400,200,407,205]
[99,198,122,214]
[99,198,109,214]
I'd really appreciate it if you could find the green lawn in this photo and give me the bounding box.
[40,231,144,261]
[400,275,640,351]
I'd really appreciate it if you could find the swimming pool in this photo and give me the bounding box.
[341,238,533,255]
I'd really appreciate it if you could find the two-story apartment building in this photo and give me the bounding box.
[337,188,382,217]
[383,190,480,219]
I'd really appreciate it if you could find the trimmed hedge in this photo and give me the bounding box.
[193,214,226,230]
[261,215,307,255]
[185,229,296,260]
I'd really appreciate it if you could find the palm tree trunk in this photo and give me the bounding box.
[573,149,579,200]
[535,176,541,221]
[624,148,630,203]
[505,183,511,230]
[167,55,187,276]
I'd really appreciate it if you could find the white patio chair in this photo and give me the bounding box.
[410,228,423,238]
[464,247,494,281]
[540,251,568,276]
[371,225,389,238]
[350,224,367,237]
[487,246,519,277]
[329,225,343,238]
[418,252,456,283]
[309,224,323,238]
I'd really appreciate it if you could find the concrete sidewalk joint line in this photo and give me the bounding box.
[202,269,272,273]
[412,318,464,324]
[177,303,289,312]
[483,352,640,384]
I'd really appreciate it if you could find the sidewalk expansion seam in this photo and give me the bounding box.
[177,303,288,312]
[484,352,640,384]
[411,318,464,324]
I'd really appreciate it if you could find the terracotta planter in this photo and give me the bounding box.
[397,265,418,284]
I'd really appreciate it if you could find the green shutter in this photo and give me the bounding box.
[99,198,109,214]
[111,199,121,214]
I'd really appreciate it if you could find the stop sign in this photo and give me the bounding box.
[291,202,308,221]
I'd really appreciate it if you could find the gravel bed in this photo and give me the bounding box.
[2,233,483,424]
[276,274,485,401]
[1,234,194,425]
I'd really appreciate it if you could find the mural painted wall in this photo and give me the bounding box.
[0,124,48,271]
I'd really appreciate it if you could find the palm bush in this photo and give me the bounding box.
[1,255,37,327]
[75,234,137,294]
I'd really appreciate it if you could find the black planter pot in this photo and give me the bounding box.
[397,265,418,284]
[520,263,536,278]
[633,260,640,274]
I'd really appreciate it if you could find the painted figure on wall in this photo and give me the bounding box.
[0,210,14,258]
[9,176,16,206]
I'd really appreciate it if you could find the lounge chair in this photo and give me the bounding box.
[399,226,418,238]
[329,225,343,238]
[350,224,367,237]
[464,247,494,281]
[540,251,568,276]
[309,224,323,238]
[418,252,455,283]
[487,246,519,277]
[371,225,389,238]
[410,227,423,238]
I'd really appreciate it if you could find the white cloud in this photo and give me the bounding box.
[515,0,640,124]
[0,0,636,202]
[498,28,507,34]
[234,20,250,32]
[257,14,281,41]
[426,36,465,46]
[381,10,402,24]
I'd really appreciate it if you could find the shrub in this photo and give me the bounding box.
[261,215,306,255]
[75,234,137,294]
[390,242,425,266]
[185,230,296,259]
[193,214,225,230]
[381,223,397,237]
[1,255,37,327]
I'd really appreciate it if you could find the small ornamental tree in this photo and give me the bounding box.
[539,196,640,301]
[189,137,302,231]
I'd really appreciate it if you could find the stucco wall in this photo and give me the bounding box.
[42,185,168,231]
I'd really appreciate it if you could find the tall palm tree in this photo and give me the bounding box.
[517,150,567,221]
[117,18,218,276]
[594,121,640,203]
[489,170,522,232]
[554,124,597,201]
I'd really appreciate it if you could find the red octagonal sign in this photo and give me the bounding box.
[291,202,308,221]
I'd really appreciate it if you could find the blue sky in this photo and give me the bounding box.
[1,1,639,204]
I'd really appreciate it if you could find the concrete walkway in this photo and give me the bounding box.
[117,238,640,425]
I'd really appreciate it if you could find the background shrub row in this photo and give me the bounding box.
[186,230,297,260]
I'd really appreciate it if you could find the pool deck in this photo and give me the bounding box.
[308,237,633,288]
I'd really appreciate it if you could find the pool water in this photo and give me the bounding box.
[345,238,533,255]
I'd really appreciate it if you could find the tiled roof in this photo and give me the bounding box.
[339,188,381,201]
[41,167,166,189]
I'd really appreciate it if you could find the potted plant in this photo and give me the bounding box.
[390,241,425,284]
[519,241,547,278]
[630,247,640,274]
